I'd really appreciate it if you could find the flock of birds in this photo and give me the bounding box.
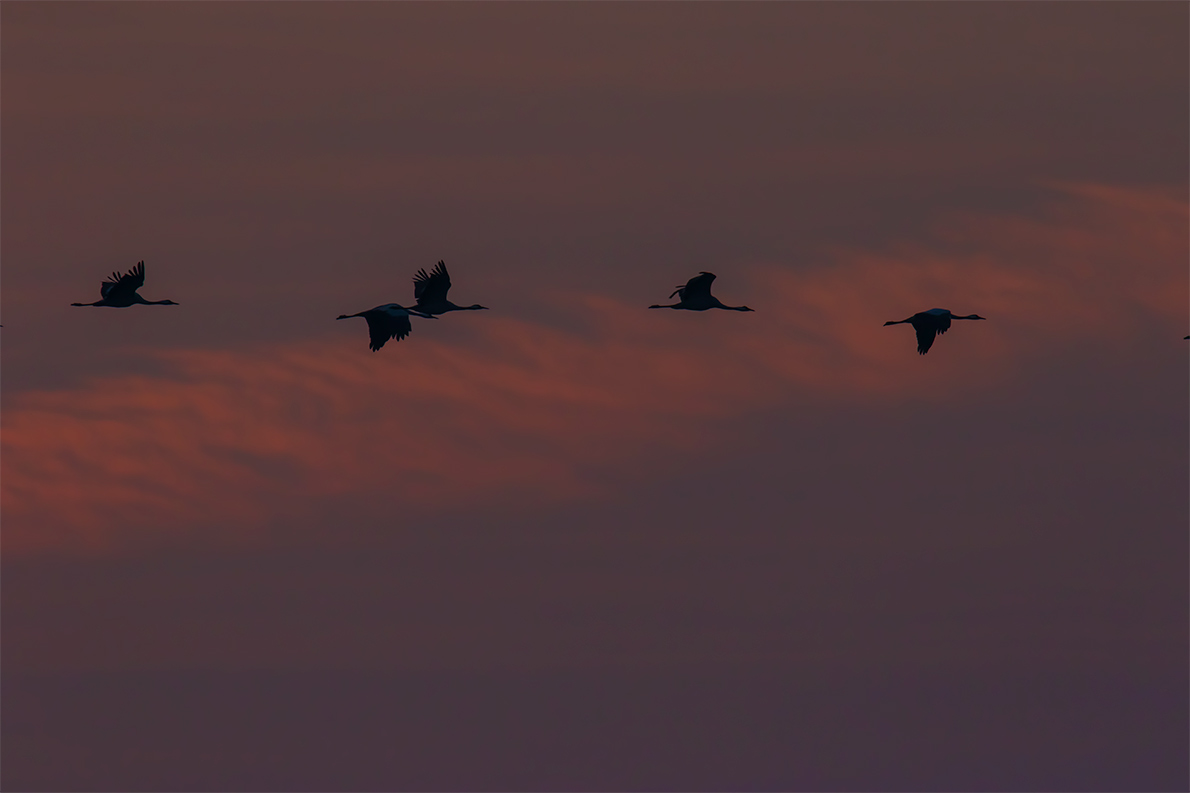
[55,259,1190,351]
[65,259,1001,356]
[66,259,994,355]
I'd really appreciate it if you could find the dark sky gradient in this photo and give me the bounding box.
[2,4,1187,791]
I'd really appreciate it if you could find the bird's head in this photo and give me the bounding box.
[335,314,350,320]
[469,304,489,310]
[883,320,899,326]
[740,306,755,312]
[161,300,179,305]
[969,314,987,320]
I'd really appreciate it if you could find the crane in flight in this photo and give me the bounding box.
[884,308,985,355]
[71,261,178,307]
[412,260,488,316]
[336,304,433,351]
[649,272,753,312]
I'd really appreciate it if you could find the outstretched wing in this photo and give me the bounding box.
[669,272,715,300]
[915,324,938,355]
[682,272,716,301]
[413,260,451,306]
[363,307,413,351]
[100,261,145,300]
[914,311,952,354]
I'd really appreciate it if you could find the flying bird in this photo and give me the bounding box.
[884,308,986,355]
[412,260,488,315]
[649,272,754,312]
[71,261,178,307]
[336,303,433,351]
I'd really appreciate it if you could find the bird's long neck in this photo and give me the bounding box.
[705,297,748,312]
[132,292,176,305]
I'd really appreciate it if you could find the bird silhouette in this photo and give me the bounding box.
[412,260,488,315]
[71,261,178,307]
[884,308,986,354]
[336,303,433,351]
[649,272,753,312]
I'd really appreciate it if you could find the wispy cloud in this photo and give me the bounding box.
[3,184,1183,555]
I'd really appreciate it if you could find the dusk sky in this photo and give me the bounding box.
[2,3,1187,790]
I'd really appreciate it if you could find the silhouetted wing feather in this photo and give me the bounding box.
[413,260,451,305]
[100,261,145,300]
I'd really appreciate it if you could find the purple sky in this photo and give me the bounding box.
[2,3,1187,790]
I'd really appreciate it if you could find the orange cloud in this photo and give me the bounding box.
[3,183,1184,555]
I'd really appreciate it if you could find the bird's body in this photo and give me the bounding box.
[649,272,753,312]
[412,260,488,316]
[336,303,431,351]
[71,261,178,307]
[884,308,985,355]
